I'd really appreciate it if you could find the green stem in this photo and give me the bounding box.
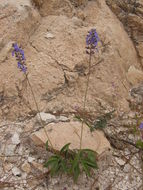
[25,73,54,149]
[80,50,92,149]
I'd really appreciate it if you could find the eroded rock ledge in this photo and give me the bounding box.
[0,0,142,120]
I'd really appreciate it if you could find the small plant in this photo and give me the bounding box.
[45,143,98,182]
[44,143,71,176]
[136,140,143,149]
[75,110,114,132]
[92,110,114,131]
[135,122,143,149]
[70,149,98,182]
[129,120,143,149]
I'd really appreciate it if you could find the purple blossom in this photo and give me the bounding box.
[12,43,27,73]
[86,29,100,54]
[139,122,143,130]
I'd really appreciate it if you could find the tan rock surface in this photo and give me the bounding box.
[32,0,88,16]
[0,0,142,119]
[126,66,143,85]
[0,0,40,46]
[31,121,111,155]
[106,0,143,66]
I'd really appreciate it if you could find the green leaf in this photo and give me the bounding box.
[82,149,97,162]
[82,149,96,154]
[49,155,60,160]
[87,152,96,163]
[60,143,71,154]
[51,162,59,176]
[72,152,80,169]
[133,126,137,134]
[73,164,80,182]
[44,155,60,167]
[81,160,91,177]
[92,110,115,131]
[136,140,143,149]
[70,152,81,182]
[93,117,107,130]
[61,160,68,172]
[83,160,98,169]
[45,140,48,151]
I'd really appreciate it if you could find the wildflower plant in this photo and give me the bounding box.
[12,43,53,149]
[12,43,27,73]
[80,29,100,149]
[12,29,99,182]
[45,29,99,181]
[86,29,100,55]
[45,143,98,182]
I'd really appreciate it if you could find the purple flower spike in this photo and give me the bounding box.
[12,43,27,73]
[86,29,99,54]
[13,43,20,52]
[139,122,143,130]
[12,51,15,56]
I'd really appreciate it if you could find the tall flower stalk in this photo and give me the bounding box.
[12,43,54,149]
[79,29,100,149]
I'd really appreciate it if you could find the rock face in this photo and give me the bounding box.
[106,0,143,66]
[126,65,143,85]
[33,0,88,14]
[31,121,111,155]
[0,0,40,46]
[0,0,142,119]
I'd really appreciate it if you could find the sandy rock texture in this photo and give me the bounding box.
[0,0,142,120]
[106,0,143,67]
[31,121,111,155]
[0,115,142,190]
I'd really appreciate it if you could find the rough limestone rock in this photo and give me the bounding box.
[36,112,69,124]
[31,121,111,155]
[126,66,143,85]
[0,0,40,46]
[0,0,142,119]
[106,0,143,66]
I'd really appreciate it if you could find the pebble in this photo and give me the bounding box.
[28,156,35,163]
[45,32,55,39]
[12,167,21,177]
[115,158,126,166]
[12,132,20,145]
[36,112,56,124]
